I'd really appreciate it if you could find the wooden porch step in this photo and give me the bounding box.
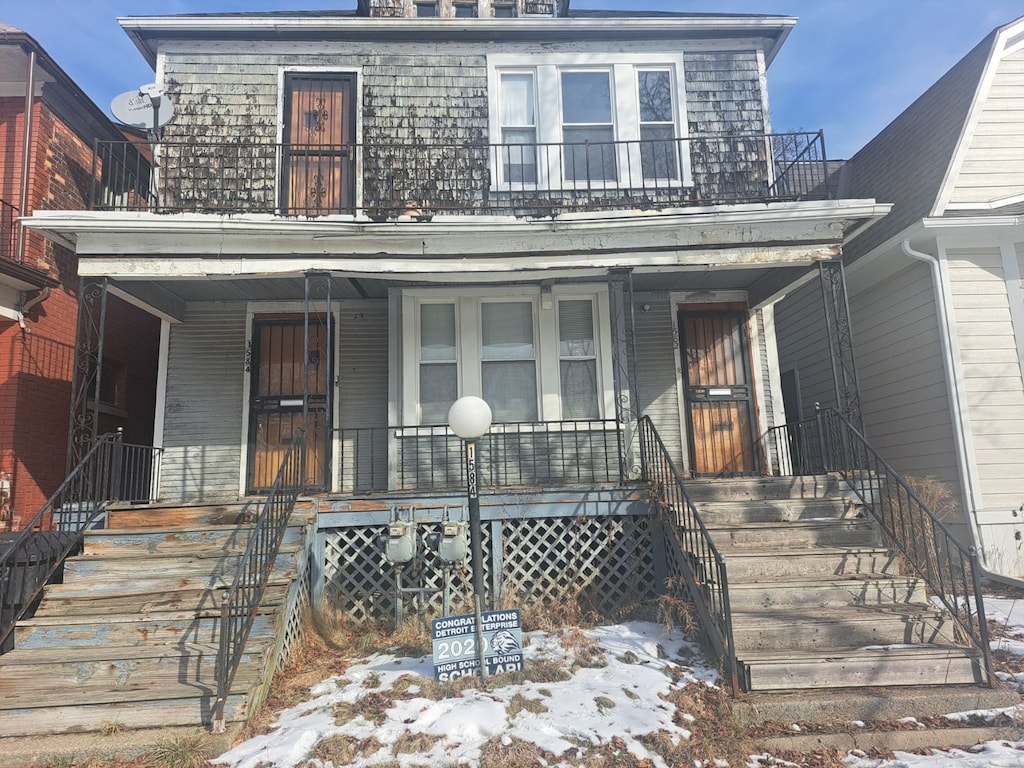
[0,691,251,736]
[683,474,853,503]
[14,611,277,651]
[105,500,316,530]
[706,519,878,549]
[726,574,924,611]
[35,580,290,616]
[740,646,985,691]
[61,549,299,586]
[730,604,952,652]
[0,641,266,709]
[696,498,860,524]
[82,523,306,557]
[722,546,899,579]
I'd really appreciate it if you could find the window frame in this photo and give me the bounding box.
[401,286,614,426]
[487,53,692,190]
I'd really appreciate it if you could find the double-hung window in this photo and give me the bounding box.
[403,288,612,425]
[488,54,690,189]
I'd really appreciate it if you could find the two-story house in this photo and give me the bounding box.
[9,0,1014,737]
[0,24,160,529]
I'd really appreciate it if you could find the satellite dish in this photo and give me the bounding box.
[110,84,174,131]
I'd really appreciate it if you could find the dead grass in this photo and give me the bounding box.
[478,735,550,767]
[392,730,442,754]
[143,733,213,768]
[507,692,549,717]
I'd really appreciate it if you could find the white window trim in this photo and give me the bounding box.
[401,285,614,426]
[487,53,692,191]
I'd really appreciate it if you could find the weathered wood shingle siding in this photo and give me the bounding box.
[948,247,1024,510]
[634,292,684,466]
[161,303,247,501]
[949,47,1024,206]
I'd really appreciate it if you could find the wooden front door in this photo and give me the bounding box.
[679,308,757,477]
[247,318,332,493]
[282,73,356,215]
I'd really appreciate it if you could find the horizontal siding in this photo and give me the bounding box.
[162,303,248,501]
[849,261,960,496]
[948,246,1024,510]
[950,47,1024,205]
[634,292,684,467]
[774,277,834,420]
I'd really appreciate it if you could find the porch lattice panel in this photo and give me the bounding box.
[321,514,655,624]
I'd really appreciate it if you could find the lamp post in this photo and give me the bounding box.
[447,395,492,680]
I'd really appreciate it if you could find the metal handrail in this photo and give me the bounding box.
[0,430,162,651]
[90,130,830,216]
[0,199,17,262]
[212,428,306,733]
[637,416,738,694]
[761,407,994,684]
[338,418,624,493]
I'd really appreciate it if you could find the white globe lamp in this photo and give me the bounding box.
[447,396,492,440]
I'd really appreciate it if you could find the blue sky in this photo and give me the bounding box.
[4,1,1024,158]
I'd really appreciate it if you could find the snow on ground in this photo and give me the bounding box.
[212,601,1024,768]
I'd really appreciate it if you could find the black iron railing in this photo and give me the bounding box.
[213,428,306,733]
[90,131,830,217]
[637,416,738,694]
[0,199,17,262]
[338,419,623,493]
[0,430,162,652]
[760,407,994,684]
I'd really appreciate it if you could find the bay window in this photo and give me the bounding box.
[488,53,691,188]
[402,288,612,425]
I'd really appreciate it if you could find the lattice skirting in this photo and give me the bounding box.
[321,514,657,624]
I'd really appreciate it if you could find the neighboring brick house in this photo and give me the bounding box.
[0,24,160,528]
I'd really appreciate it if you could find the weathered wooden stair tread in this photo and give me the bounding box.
[36,582,290,615]
[0,639,267,666]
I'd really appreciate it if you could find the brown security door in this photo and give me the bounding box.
[282,73,355,215]
[679,308,757,476]
[248,318,331,493]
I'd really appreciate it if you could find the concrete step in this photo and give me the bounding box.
[740,646,986,691]
[697,498,860,524]
[726,575,924,611]
[14,610,277,651]
[707,519,879,549]
[82,522,305,557]
[722,547,900,579]
[62,549,299,586]
[730,604,952,652]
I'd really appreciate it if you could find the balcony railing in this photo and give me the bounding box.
[338,419,624,493]
[1,199,17,261]
[90,131,830,218]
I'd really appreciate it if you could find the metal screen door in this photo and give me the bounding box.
[679,309,757,476]
[247,318,331,492]
[282,73,355,215]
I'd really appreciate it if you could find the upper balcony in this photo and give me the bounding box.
[90,131,833,219]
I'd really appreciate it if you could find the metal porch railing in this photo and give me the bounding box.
[637,416,739,695]
[337,419,624,493]
[213,428,306,733]
[90,131,830,217]
[760,407,995,685]
[0,430,162,652]
[1,199,17,262]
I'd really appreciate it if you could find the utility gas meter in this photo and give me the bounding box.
[385,520,416,564]
[437,520,469,563]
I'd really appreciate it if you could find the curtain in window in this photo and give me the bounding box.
[558,299,598,419]
[482,302,538,421]
[420,304,457,424]
[500,73,538,183]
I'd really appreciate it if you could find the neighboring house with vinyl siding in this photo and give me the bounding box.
[774,14,1024,578]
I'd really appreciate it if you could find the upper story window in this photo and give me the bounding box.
[415,2,439,16]
[454,1,479,17]
[403,287,613,425]
[493,1,516,17]
[487,54,691,189]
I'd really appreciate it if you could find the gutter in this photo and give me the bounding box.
[900,239,1024,589]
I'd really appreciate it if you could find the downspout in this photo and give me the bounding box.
[900,239,1021,587]
[16,49,36,263]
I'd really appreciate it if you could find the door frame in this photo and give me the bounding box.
[676,302,760,477]
[240,303,340,496]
